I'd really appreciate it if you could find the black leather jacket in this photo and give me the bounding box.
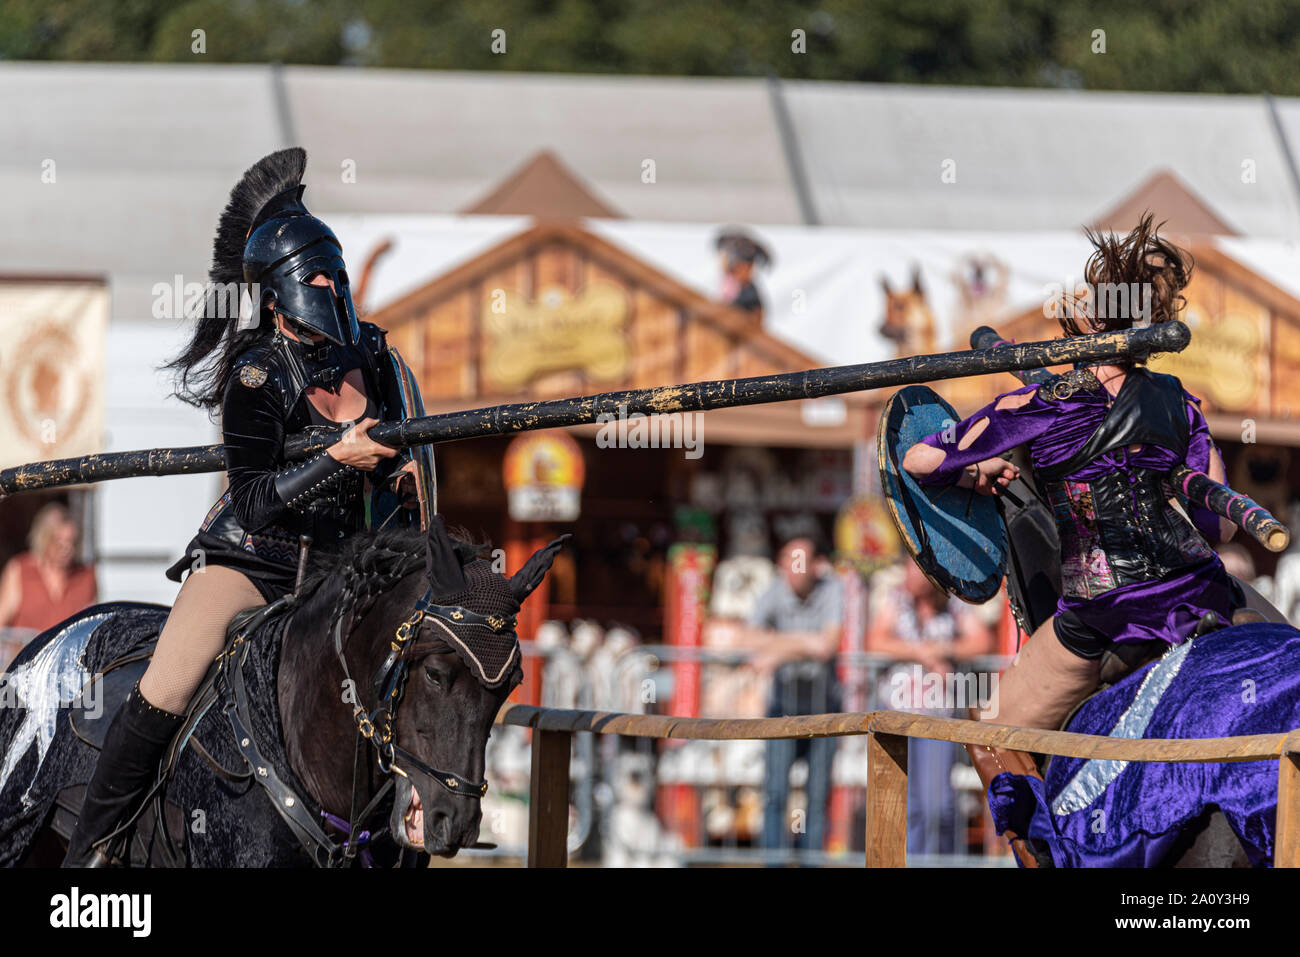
[175,322,412,578]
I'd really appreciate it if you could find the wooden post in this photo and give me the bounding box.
[527,729,572,867]
[1276,733,1300,867]
[865,731,908,867]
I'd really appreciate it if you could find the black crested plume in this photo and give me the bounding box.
[209,147,307,285]
[162,147,307,412]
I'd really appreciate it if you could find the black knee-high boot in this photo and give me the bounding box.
[63,681,184,867]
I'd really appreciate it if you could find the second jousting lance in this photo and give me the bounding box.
[968,325,1289,552]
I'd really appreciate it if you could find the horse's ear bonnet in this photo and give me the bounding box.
[420,524,570,690]
[424,515,470,598]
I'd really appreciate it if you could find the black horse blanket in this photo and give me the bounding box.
[0,602,398,867]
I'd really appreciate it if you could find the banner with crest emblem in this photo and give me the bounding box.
[0,281,107,470]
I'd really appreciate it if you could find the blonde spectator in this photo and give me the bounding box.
[0,503,97,633]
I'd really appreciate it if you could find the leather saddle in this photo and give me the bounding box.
[1094,607,1263,688]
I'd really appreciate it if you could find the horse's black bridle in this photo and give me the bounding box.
[336,585,517,800]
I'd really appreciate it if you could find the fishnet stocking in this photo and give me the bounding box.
[138,565,264,715]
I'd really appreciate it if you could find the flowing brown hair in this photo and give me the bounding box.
[1058,213,1194,349]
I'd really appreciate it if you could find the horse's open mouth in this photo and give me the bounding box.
[403,785,424,847]
[398,783,461,857]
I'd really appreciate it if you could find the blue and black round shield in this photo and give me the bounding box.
[877,385,1008,605]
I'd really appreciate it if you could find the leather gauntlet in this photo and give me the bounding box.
[273,451,355,510]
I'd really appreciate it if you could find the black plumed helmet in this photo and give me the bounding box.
[211,147,360,346]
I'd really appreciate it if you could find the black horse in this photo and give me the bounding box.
[0,518,566,867]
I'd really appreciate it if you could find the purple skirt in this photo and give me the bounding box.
[1059,557,1238,647]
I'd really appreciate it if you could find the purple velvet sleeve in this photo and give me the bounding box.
[913,383,1061,486]
[1182,390,1225,541]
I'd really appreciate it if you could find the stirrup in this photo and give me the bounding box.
[65,831,127,869]
[79,846,120,869]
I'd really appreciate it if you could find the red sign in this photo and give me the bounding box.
[666,543,714,718]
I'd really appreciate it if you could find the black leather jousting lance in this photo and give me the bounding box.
[0,322,1189,497]
[969,324,1290,552]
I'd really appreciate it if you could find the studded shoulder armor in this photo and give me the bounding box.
[231,341,287,400]
[357,320,389,358]
[230,323,390,422]
[227,336,360,519]
[1038,367,1103,403]
[229,338,302,419]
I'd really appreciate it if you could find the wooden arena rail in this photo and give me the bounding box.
[497,703,1300,868]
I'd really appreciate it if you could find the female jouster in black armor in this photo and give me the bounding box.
[65,149,426,866]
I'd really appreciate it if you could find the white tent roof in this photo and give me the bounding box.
[282,67,802,224]
[6,60,1300,292]
[784,81,1300,235]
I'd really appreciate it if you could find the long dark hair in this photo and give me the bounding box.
[163,148,308,412]
[1059,212,1194,343]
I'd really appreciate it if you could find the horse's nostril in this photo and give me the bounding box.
[429,810,452,842]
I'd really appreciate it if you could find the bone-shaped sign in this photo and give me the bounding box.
[482,281,630,391]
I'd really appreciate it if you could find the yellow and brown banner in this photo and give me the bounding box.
[0,281,107,470]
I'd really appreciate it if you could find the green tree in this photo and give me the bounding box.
[5,0,1300,95]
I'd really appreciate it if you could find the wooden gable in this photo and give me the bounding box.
[1093,170,1240,237]
[458,150,624,219]
[366,222,869,447]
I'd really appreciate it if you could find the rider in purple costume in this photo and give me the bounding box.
[902,216,1241,865]
[913,343,1234,651]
